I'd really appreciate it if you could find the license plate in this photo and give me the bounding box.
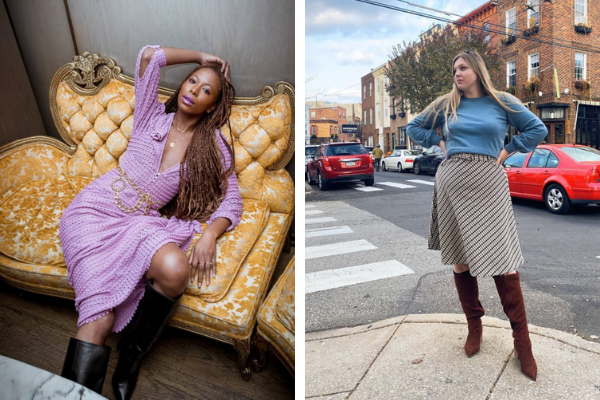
[345,161,355,167]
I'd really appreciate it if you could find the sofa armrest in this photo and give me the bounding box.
[0,137,71,195]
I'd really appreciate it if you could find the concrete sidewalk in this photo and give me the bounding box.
[306,314,600,399]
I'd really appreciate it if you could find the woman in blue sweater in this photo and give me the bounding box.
[407,49,547,381]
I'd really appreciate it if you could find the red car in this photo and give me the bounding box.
[307,142,374,190]
[503,144,600,214]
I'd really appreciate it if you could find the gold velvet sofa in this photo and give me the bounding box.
[0,51,294,380]
[253,255,295,377]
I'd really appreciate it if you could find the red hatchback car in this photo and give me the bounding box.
[307,142,374,190]
[503,144,600,214]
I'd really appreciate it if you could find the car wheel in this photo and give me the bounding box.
[397,162,403,173]
[382,161,388,171]
[317,171,329,191]
[544,184,571,214]
[414,161,422,175]
[364,176,375,186]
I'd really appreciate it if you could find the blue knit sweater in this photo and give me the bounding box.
[406,94,548,158]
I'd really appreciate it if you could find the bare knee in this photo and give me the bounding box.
[453,264,469,274]
[150,250,190,298]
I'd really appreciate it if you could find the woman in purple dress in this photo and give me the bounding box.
[58,45,242,399]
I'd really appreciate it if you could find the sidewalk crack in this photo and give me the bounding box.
[485,349,514,400]
[348,322,403,397]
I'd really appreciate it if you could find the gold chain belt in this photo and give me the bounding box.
[111,166,163,215]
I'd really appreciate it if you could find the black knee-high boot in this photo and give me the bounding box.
[61,338,111,394]
[112,282,181,400]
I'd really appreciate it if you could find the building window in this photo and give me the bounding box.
[369,82,372,96]
[484,22,490,42]
[398,127,406,146]
[527,0,539,28]
[311,111,315,118]
[575,0,587,25]
[528,53,539,80]
[541,108,565,119]
[364,110,367,125]
[370,109,373,125]
[339,111,341,119]
[506,8,516,36]
[575,53,586,80]
[311,125,317,136]
[507,61,516,88]
[363,85,366,100]
[377,109,380,124]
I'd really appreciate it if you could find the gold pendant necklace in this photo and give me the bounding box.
[170,121,192,148]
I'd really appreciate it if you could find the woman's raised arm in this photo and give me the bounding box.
[140,46,230,81]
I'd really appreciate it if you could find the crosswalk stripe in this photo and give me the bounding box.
[305,210,324,215]
[377,181,416,189]
[306,260,415,293]
[305,226,353,238]
[305,216,337,224]
[306,205,316,208]
[353,186,383,192]
[407,179,435,186]
[306,239,376,259]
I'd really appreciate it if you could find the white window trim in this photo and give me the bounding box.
[369,82,372,96]
[507,60,516,88]
[575,0,588,25]
[575,52,587,80]
[528,53,539,81]
[369,109,373,125]
[527,0,539,28]
[363,85,366,100]
[506,7,516,35]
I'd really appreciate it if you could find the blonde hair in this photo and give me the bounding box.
[421,49,522,133]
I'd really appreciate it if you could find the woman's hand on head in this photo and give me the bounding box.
[198,51,230,82]
[439,139,447,156]
[188,232,218,288]
[496,148,509,166]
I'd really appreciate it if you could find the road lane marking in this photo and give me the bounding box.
[306,226,353,238]
[306,205,316,208]
[377,181,416,189]
[353,186,383,192]
[407,179,435,186]
[306,260,415,294]
[306,239,377,259]
[305,217,337,224]
[305,210,324,215]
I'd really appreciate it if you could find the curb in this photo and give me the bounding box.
[306,313,600,354]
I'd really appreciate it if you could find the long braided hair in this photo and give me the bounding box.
[161,62,235,222]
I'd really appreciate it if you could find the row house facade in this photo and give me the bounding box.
[308,106,347,144]
[456,0,499,48]
[498,0,600,149]
[361,71,376,146]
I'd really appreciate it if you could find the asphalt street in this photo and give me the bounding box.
[305,168,600,342]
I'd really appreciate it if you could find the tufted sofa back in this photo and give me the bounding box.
[51,52,294,214]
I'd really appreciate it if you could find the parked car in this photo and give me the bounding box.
[305,144,319,180]
[381,149,422,172]
[503,144,600,214]
[307,142,374,190]
[365,146,374,159]
[413,145,446,175]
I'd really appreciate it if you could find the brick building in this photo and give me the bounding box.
[456,0,499,48]
[361,71,376,146]
[497,0,600,149]
[308,106,347,144]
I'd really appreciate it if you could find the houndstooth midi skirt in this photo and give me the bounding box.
[428,153,524,277]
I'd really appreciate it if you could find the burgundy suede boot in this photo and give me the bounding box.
[453,270,485,357]
[493,272,537,381]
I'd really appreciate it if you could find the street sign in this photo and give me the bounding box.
[341,125,358,134]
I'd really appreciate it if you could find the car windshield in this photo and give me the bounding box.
[305,147,318,156]
[560,147,600,162]
[325,144,367,156]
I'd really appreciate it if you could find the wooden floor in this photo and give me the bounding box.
[0,250,295,400]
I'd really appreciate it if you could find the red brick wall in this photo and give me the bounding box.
[361,72,375,145]
[497,0,600,144]
[457,1,499,48]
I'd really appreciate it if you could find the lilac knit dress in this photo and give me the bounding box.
[58,45,243,333]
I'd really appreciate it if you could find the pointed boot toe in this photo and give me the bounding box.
[520,363,537,381]
[464,319,482,357]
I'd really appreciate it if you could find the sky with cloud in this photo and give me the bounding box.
[305,0,487,104]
